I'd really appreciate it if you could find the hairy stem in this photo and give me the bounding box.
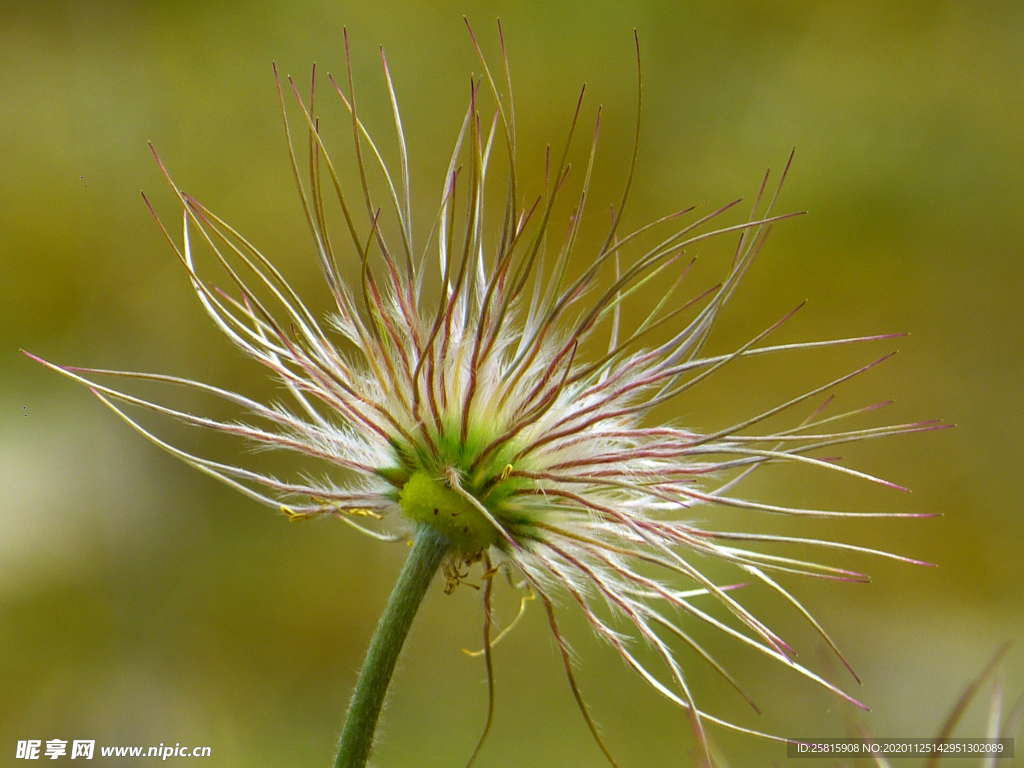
[335,525,451,768]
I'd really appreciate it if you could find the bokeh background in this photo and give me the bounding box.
[3,1,1022,766]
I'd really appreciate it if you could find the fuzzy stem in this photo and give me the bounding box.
[335,525,451,768]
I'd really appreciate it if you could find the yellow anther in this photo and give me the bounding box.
[308,496,382,520]
[347,507,383,519]
[500,464,514,481]
[281,505,316,522]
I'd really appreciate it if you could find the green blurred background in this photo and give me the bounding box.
[3,1,1022,765]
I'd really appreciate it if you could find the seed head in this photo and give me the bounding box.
[28,22,942,765]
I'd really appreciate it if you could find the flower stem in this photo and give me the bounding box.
[334,525,451,768]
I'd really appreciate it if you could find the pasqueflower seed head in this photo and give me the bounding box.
[29,23,942,765]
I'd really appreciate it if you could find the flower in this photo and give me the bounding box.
[29,22,940,767]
